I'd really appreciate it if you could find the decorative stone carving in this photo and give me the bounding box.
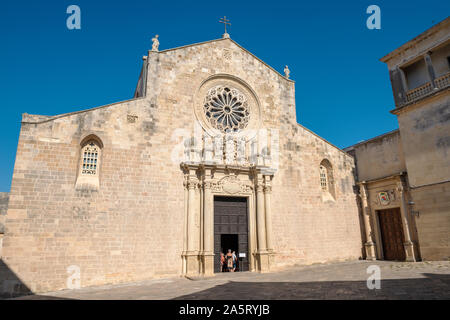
[203,86,250,132]
[374,189,398,206]
[284,65,290,79]
[222,178,241,194]
[194,75,262,139]
[378,191,390,205]
[127,114,138,123]
[223,49,232,60]
[211,175,252,194]
[151,34,159,52]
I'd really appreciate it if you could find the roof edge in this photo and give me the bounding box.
[296,123,354,159]
[380,16,450,63]
[22,97,144,124]
[343,129,400,150]
[157,37,295,84]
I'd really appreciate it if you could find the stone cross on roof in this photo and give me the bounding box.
[219,16,231,38]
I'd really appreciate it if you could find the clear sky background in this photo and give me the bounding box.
[0,1,449,191]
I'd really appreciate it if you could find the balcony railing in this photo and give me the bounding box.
[435,72,450,88]
[404,72,450,104]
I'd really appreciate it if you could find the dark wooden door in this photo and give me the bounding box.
[378,208,406,261]
[214,196,249,273]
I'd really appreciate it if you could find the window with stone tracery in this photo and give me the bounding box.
[320,165,328,190]
[75,136,103,190]
[203,85,250,133]
[320,159,335,199]
[80,140,100,176]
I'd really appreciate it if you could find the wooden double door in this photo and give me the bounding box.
[377,208,406,261]
[214,196,249,272]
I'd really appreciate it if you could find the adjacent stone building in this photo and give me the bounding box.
[346,17,450,262]
[0,193,8,258]
[0,32,362,296]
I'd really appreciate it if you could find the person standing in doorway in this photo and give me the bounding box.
[220,253,225,272]
[232,251,237,272]
[226,249,233,272]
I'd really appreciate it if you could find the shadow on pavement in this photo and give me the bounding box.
[173,273,450,300]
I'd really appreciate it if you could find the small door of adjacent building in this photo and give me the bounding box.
[377,208,406,261]
[214,196,249,273]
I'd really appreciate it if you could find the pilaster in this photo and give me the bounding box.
[360,183,377,260]
[397,180,417,262]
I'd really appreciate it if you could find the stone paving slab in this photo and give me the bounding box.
[11,260,450,300]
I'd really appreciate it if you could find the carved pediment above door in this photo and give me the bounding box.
[212,175,253,195]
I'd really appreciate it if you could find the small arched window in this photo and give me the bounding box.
[319,165,328,191]
[320,159,335,200]
[76,135,103,189]
[80,141,100,176]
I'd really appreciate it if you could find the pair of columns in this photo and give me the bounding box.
[183,170,201,276]
[397,52,439,96]
[359,180,416,262]
[255,174,274,271]
[182,166,274,277]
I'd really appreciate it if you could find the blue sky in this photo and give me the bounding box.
[0,1,449,191]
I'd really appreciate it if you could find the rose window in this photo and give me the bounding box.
[203,86,250,132]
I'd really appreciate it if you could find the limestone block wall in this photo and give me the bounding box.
[0,192,8,232]
[0,192,8,258]
[411,182,450,260]
[396,94,450,187]
[347,130,406,182]
[1,97,187,295]
[271,123,363,267]
[396,93,450,261]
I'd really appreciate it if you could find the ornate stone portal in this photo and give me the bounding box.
[181,163,275,276]
[358,174,418,262]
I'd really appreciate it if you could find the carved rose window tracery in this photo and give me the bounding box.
[203,86,250,132]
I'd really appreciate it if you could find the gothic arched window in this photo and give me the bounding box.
[80,141,100,176]
[320,165,328,191]
[76,135,103,189]
[320,159,335,199]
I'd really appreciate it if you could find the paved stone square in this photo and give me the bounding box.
[11,260,450,300]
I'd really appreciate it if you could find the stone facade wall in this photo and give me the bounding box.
[272,124,362,267]
[2,97,186,295]
[396,93,450,261]
[0,192,8,231]
[1,38,363,295]
[396,94,450,187]
[411,182,450,260]
[0,192,8,258]
[347,130,406,182]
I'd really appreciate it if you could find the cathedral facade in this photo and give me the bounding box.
[0,34,362,295]
[1,18,448,297]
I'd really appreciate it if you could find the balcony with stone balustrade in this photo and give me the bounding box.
[403,72,450,106]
